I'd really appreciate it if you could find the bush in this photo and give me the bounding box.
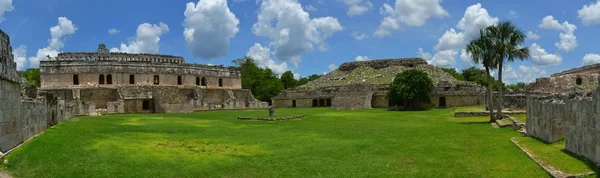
[387,69,434,110]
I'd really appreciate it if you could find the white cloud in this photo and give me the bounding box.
[417,48,432,60]
[328,64,337,71]
[529,43,561,66]
[355,55,370,61]
[503,65,519,82]
[184,0,239,59]
[508,10,517,18]
[429,50,457,68]
[434,28,465,51]
[110,22,169,54]
[374,0,448,37]
[578,0,600,26]
[456,3,499,38]
[12,45,26,70]
[527,31,540,40]
[352,32,368,40]
[0,0,13,23]
[247,43,291,74]
[108,28,120,34]
[28,17,78,68]
[304,4,317,12]
[517,65,547,83]
[583,53,600,65]
[339,0,373,16]
[253,0,343,66]
[538,15,577,52]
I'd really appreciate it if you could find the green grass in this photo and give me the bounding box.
[512,114,527,123]
[513,137,598,174]
[455,105,486,112]
[3,108,551,178]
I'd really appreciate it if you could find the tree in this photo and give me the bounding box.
[386,69,434,110]
[486,21,530,119]
[20,68,41,87]
[441,68,465,81]
[506,82,532,91]
[280,71,297,89]
[232,56,284,103]
[307,74,321,81]
[460,67,501,90]
[466,28,500,123]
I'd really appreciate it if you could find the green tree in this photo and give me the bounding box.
[386,69,434,110]
[441,68,465,81]
[307,74,321,81]
[506,82,532,91]
[466,28,500,123]
[486,21,530,118]
[280,71,297,89]
[20,68,41,87]
[296,77,310,86]
[232,56,284,103]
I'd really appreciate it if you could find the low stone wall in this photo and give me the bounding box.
[484,94,528,110]
[526,96,567,143]
[454,111,526,117]
[238,115,304,121]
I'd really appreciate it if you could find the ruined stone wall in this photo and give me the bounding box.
[56,52,185,64]
[526,96,568,143]
[551,63,600,77]
[528,73,599,94]
[371,95,389,108]
[431,95,483,108]
[333,91,373,109]
[40,60,241,89]
[484,94,528,110]
[338,58,428,71]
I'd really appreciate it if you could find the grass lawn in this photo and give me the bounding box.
[511,114,527,123]
[513,137,598,174]
[2,108,551,177]
[454,105,486,112]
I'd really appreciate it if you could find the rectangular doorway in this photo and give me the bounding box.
[142,100,150,110]
[292,100,297,107]
[439,97,447,108]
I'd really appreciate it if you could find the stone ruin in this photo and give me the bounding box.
[272,58,485,109]
[40,43,269,115]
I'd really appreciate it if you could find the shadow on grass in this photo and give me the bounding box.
[560,149,600,174]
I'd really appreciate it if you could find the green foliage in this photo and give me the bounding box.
[296,74,321,86]
[387,69,434,109]
[460,67,502,90]
[506,82,532,91]
[440,68,465,81]
[280,71,297,89]
[4,108,552,177]
[20,68,41,87]
[232,56,284,103]
[307,74,321,81]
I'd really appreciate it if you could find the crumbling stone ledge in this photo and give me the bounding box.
[238,115,305,122]
[454,111,526,117]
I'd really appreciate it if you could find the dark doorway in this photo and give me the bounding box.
[319,99,325,107]
[196,77,200,86]
[99,74,105,84]
[325,99,331,107]
[154,75,160,85]
[73,74,79,85]
[439,97,447,108]
[177,76,183,85]
[576,78,582,85]
[312,99,318,107]
[201,77,207,86]
[292,100,297,107]
[218,78,223,87]
[106,74,112,84]
[129,75,135,84]
[142,100,150,110]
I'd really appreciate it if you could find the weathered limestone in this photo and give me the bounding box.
[273,58,484,109]
[528,64,600,94]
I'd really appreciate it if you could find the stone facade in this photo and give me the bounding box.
[528,64,600,94]
[526,86,600,165]
[273,58,484,109]
[39,44,268,114]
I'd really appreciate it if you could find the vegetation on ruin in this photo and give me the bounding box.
[513,137,598,174]
[3,108,554,177]
[387,69,434,109]
[511,114,527,123]
[19,68,40,87]
[441,68,465,81]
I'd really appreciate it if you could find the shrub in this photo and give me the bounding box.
[387,69,434,110]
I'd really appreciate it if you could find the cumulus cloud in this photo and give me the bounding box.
[517,65,547,83]
[328,64,337,71]
[304,4,317,12]
[374,0,448,37]
[429,3,497,68]
[108,28,120,34]
[339,0,373,16]
[527,31,540,40]
[184,0,239,59]
[246,43,290,74]
[253,0,343,66]
[502,65,519,82]
[529,43,561,66]
[417,48,432,60]
[583,53,600,65]
[0,0,13,23]
[110,23,168,54]
[28,17,78,68]
[578,0,600,26]
[538,15,577,52]
[355,55,370,61]
[352,32,368,40]
[12,45,26,70]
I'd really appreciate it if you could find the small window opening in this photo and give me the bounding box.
[73,74,79,85]
[154,75,160,85]
[99,74,105,84]
[106,74,112,84]
[129,75,135,84]
[218,78,223,87]
[576,78,583,85]
[177,76,183,85]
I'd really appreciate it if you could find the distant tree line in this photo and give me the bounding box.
[232,56,322,103]
[441,67,532,91]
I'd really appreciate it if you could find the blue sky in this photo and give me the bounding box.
[1,0,600,84]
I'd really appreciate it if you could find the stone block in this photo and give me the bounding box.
[596,145,600,164]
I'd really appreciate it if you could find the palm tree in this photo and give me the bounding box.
[466,28,500,123]
[486,21,530,119]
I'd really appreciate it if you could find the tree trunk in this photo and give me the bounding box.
[497,61,504,119]
[485,67,496,123]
